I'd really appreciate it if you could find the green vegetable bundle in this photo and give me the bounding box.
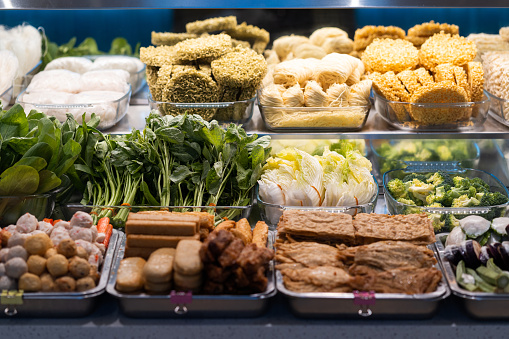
[75,112,271,227]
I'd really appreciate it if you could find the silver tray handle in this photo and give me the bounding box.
[404,161,463,172]
[4,307,17,316]
[353,290,375,317]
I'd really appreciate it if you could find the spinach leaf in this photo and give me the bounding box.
[0,165,39,195]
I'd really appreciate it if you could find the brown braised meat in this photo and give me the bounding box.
[218,238,244,267]
[237,243,274,275]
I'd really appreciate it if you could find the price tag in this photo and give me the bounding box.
[1,290,24,305]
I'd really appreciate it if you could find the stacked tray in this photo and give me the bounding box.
[106,232,276,318]
[0,229,120,318]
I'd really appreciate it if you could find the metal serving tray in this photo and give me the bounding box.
[106,232,277,318]
[0,229,119,318]
[437,233,509,319]
[276,243,450,319]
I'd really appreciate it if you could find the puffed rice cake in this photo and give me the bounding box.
[361,38,419,73]
[418,32,476,71]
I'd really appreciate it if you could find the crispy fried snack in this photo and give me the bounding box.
[140,46,175,67]
[408,21,459,38]
[405,36,428,48]
[362,38,419,73]
[419,33,477,71]
[231,38,251,49]
[186,16,238,34]
[252,40,268,54]
[215,220,236,231]
[173,34,232,62]
[465,61,484,102]
[409,81,469,124]
[211,47,267,88]
[434,63,470,100]
[252,221,269,248]
[227,22,270,44]
[146,65,160,87]
[233,218,253,245]
[414,67,435,86]
[397,70,422,94]
[371,71,411,103]
[151,32,198,46]
[353,25,405,52]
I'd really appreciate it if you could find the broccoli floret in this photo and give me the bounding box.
[436,145,453,161]
[453,176,465,187]
[397,197,416,205]
[444,214,460,231]
[480,191,509,206]
[376,143,393,158]
[469,177,490,193]
[448,185,476,199]
[415,148,433,161]
[451,194,481,207]
[402,173,428,183]
[406,179,435,203]
[428,213,446,232]
[427,171,453,187]
[387,178,408,200]
[428,202,444,208]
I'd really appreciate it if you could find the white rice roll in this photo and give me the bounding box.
[26,70,81,93]
[90,56,143,73]
[45,57,93,74]
[282,84,304,107]
[293,43,327,59]
[80,69,130,93]
[272,35,309,61]
[70,91,124,126]
[304,80,328,107]
[21,91,77,121]
[274,58,319,88]
[326,83,350,107]
[0,50,18,94]
[348,79,372,106]
[313,55,355,90]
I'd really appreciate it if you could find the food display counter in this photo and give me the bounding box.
[3,3,509,338]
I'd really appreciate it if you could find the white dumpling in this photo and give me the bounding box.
[45,57,92,74]
[26,70,81,93]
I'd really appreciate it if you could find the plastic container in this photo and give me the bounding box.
[0,229,119,318]
[436,233,509,319]
[148,92,255,125]
[487,91,509,128]
[258,98,370,132]
[370,140,480,183]
[373,90,490,131]
[107,232,276,318]
[383,165,509,226]
[0,85,13,108]
[0,175,71,227]
[16,85,131,130]
[256,177,379,229]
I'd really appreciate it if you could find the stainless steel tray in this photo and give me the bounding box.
[0,229,119,318]
[276,243,450,319]
[437,232,509,319]
[106,232,277,318]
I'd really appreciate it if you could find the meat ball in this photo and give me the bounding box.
[6,245,28,261]
[0,276,16,290]
[18,273,42,292]
[37,221,53,235]
[0,248,9,262]
[90,225,98,242]
[89,265,100,284]
[70,211,93,228]
[40,273,56,292]
[95,243,106,255]
[75,240,103,266]
[69,257,90,279]
[45,248,57,259]
[76,246,88,259]
[0,263,5,276]
[69,227,93,243]
[53,220,71,230]
[50,227,71,247]
[76,276,96,292]
[16,213,38,233]
[46,254,68,277]
[25,233,53,256]
[27,255,47,275]
[0,229,11,246]
[5,257,28,279]
[55,276,76,292]
[8,232,29,247]
[30,230,46,236]
[4,225,16,235]
[57,238,77,258]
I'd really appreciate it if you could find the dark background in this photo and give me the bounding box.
[0,9,507,52]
